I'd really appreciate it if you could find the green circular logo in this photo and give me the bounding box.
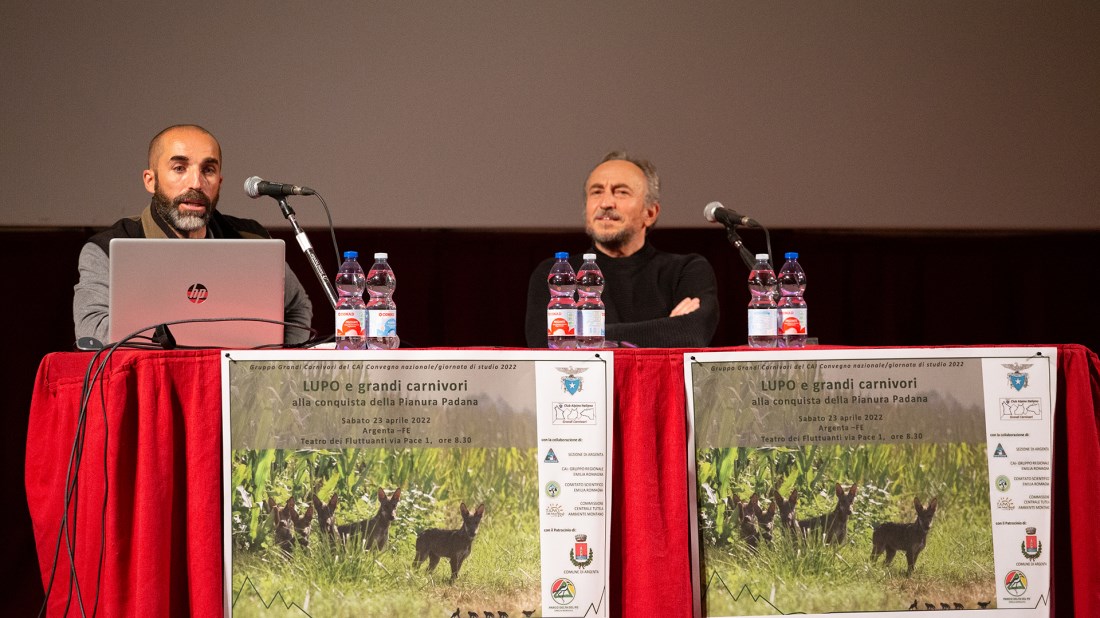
[551,577,576,604]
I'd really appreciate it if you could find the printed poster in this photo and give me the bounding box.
[685,347,1055,618]
[221,350,613,618]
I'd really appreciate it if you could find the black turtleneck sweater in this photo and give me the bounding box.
[525,243,719,348]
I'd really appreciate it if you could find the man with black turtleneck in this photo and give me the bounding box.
[525,151,718,348]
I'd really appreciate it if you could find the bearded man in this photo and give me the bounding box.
[73,124,313,344]
[524,151,718,348]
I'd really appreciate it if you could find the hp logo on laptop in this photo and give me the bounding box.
[187,283,209,304]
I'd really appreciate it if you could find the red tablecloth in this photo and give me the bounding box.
[25,345,1100,617]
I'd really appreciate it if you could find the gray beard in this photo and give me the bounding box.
[585,224,633,252]
[151,187,215,234]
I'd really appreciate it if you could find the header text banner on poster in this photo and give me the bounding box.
[684,347,1055,618]
[221,350,613,618]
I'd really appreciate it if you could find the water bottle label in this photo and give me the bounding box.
[778,307,807,335]
[547,309,577,336]
[747,308,778,337]
[368,309,397,337]
[335,309,366,337]
[578,309,605,337]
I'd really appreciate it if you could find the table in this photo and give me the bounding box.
[25,345,1100,616]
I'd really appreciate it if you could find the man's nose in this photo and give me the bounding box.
[185,166,204,189]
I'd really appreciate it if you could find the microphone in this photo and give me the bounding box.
[244,176,316,198]
[703,201,757,228]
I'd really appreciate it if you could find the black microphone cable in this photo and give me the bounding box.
[39,318,322,617]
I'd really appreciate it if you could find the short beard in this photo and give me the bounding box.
[585,224,634,252]
[151,182,216,234]
[585,207,635,252]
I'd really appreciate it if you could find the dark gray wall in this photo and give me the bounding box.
[2,2,1097,230]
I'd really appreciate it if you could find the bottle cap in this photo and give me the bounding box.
[785,252,799,259]
[755,253,769,260]
[374,252,388,259]
[343,251,358,259]
[582,253,596,260]
[554,251,569,259]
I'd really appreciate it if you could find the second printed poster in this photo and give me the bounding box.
[685,348,1054,618]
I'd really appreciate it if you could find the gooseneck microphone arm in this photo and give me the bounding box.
[276,197,338,309]
[726,227,758,270]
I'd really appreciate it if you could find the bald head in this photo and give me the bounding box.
[148,124,221,169]
[142,124,223,238]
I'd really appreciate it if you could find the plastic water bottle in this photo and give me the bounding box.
[576,253,605,349]
[747,253,778,348]
[777,252,808,348]
[334,251,367,350]
[366,253,399,350]
[546,252,577,349]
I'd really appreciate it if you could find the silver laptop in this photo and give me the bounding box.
[109,238,285,348]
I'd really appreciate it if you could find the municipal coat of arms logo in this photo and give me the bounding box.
[558,366,588,395]
[1021,527,1042,560]
[570,533,594,568]
[1003,363,1032,392]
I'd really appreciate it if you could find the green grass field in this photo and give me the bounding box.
[696,443,996,615]
[231,509,541,617]
[230,447,542,617]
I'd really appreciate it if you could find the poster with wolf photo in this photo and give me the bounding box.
[684,347,1056,618]
[221,350,613,618]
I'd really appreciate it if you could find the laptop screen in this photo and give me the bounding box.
[108,238,285,348]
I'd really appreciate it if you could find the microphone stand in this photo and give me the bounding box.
[725,226,758,270]
[724,220,776,269]
[276,196,338,309]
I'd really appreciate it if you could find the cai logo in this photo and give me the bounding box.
[545,503,565,518]
[993,443,1007,458]
[544,449,559,463]
[1021,527,1043,560]
[1004,570,1028,596]
[997,497,1016,510]
[545,481,561,498]
[1002,362,1032,392]
[995,475,1011,492]
[186,283,209,304]
[550,577,576,605]
[557,366,588,395]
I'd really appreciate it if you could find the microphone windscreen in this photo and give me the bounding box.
[703,201,724,223]
[243,176,263,198]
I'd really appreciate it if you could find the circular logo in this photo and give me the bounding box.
[995,475,1011,492]
[550,577,576,605]
[551,318,566,332]
[781,317,803,333]
[545,481,561,498]
[1004,569,1028,596]
[337,317,363,336]
[186,283,209,304]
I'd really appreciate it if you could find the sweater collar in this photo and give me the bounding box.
[590,241,656,264]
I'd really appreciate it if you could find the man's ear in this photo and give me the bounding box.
[142,169,156,194]
[644,202,660,228]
